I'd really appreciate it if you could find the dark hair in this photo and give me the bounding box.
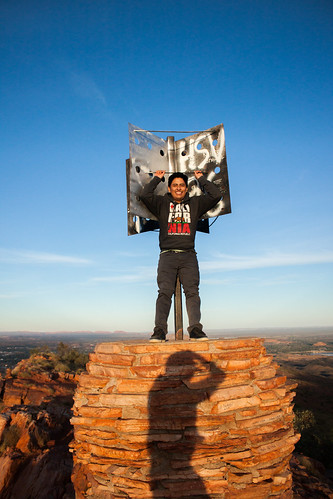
[168,172,188,188]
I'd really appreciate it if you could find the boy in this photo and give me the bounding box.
[141,169,221,342]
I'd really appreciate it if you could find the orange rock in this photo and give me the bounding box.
[76,407,122,419]
[90,352,136,366]
[99,393,147,407]
[182,373,225,389]
[111,474,151,491]
[116,377,182,393]
[149,390,206,407]
[214,338,263,350]
[250,366,277,379]
[260,400,283,410]
[71,416,121,429]
[274,387,287,397]
[226,358,260,371]
[285,381,298,391]
[75,432,148,448]
[0,454,23,493]
[77,374,111,389]
[236,410,284,429]
[237,408,258,418]
[87,363,130,378]
[273,471,291,485]
[163,477,227,495]
[130,365,165,378]
[211,348,260,360]
[80,441,150,460]
[228,472,253,485]
[252,437,294,456]
[126,341,211,354]
[114,419,150,432]
[227,482,271,498]
[258,390,276,401]
[139,351,212,366]
[0,415,9,439]
[223,449,253,461]
[258,354,274,366]
[95,342,123,354]
[253,444,295,467]
[121,406,143,419]
[215,395,261,414]
[219,372,252,385]
[249,427,293,446]
[209,384,254,402]
[71,338,297,499]
[255,375,287,390]
[237,420,287,438]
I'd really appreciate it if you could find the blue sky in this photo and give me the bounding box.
[1,0,332,333]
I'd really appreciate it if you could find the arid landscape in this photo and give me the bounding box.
[0,328,332,498]
[265,333,333,469]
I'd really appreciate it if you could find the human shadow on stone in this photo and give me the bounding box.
[148,350,224,498]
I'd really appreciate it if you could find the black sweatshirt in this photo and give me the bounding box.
[140,175,221,251]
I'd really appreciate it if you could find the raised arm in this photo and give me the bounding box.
[195,170,221,217]
[140,170,165,217]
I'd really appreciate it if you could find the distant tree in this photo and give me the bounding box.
[30,345,51,356]
[16,343,88,376]
[55,342,88,373]
[294,408,333,467]
[294,409,316,433]
[56,342,69,358]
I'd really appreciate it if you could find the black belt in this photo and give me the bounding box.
[160,249,195,254]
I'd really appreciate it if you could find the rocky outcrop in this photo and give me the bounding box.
[2,356,76,407]
[71,338,300,498]
[291,453,333,498]
[0,359,77,499]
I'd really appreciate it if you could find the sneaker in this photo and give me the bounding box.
[189,328,208,341]
[149,329,166,342]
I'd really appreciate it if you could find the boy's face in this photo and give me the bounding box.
[168,178,188,202]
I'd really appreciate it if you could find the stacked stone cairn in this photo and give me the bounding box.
[71,338,299,498]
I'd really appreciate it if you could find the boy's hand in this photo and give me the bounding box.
[155,170,165,178]
[194,170,203,179]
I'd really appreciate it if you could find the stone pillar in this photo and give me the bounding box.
[71,338,299,498]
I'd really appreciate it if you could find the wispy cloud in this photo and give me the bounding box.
[202,273,302,287]
[86,251,333,285]
[201,251,333,272]
[201,277,238,285]
[0,249,93,265]
[0,292,24,299]
[69,70,106,106]
[90,266,155,284]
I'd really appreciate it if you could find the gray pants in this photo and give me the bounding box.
[154,251,203,335]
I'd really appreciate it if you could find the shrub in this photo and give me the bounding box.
[13,342,88,377]
[55,342,88,373]
[0,424,21,454]
[294,408,333,467]
[28,356,55,372]
[294,409,316,433]
[53,361,69,372]
[30,345,51,356]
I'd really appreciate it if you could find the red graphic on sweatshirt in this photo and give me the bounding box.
[168,223,191,234]
[167,202,191,236]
